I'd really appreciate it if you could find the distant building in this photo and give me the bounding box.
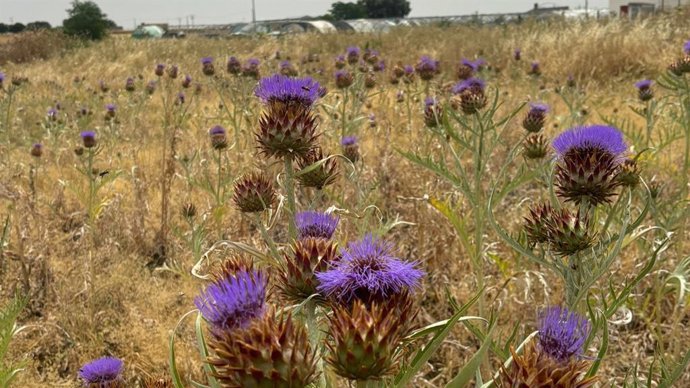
[610,0,690,16]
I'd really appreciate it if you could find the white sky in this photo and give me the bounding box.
[0,0,608,28]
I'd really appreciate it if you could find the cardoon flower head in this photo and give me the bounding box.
[295,211,339,240]
[635,79,653,101]
[125,77,135,92]
[31,143,43,158]
[514,48,521,61]
[567,74,576,88]
[553,125,627,205]
[457,58,476,80]
[47,108,58,121]
[182,74,192,88]
[341,136,360,163]
[194,268,268,334]
[167,64,178,79]
[316,234,424,304]
[346,46,360,64]
[538,306,590,362]
[335,69,353,89]
[529,61,541,76]
[209,125,227,149]
[363,48,379,63]
[155,63,165,76]
[522,102,549,133]
[201,56,215,76]
[451,77,486,94]
[335,54,346,69]
[341,136,357,146]
[145,80,156,94]
[232,172,276,212]
[105,104,116,119]
[279,60,298,76]
[79,356,124,387]
[255,74,321,108]
[415,55,439,80]
[0,72,4,88]
[423,96,442,127]
[373,59,385,72]
[552,125,627,158]
[684,40,690,54]
[227,56,241,74]
[80,131,97,148]
[242,58,261,79]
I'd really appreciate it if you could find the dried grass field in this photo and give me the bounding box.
[0,10,689,388]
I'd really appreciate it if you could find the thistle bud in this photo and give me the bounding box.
[514,48,521,61]
[226,56,241,74]
[278,237,339,303]
[335,69,353,89]
[242,58,261,79]
[392,64,405,78]
[296,147,338,189]
[326,296,416,380]
[364,72,376,89]
[30,143,43,158]
[363,48,379,64]
[74,147,85,156]
[415,56,439,81]
[522,103,549,133]
[154,63,165,76]
[334,55,346,69]
[523,203,553,246]
[372,60,385,72]
[545,207,594,257]
[125,77,135,92]
[181,202,197,219]
[616,159,640,188]
[105,104,116,120]
[346,46,360,64]
[452,77,487,115]
[167,64,178,79]
[279,60,298,77]
[181,74,192,88]
[47,108,58,122]
[146,80,157,94]
[232,172,276,213]
[341,136,360,163]
[201,57,215,76]
[523,134,548,159]
[423,97,443,128]
[80,131,97,149]
[456,58,476,80]
[529,61,541,76]
[207,312,318,388]
[566,74,576,88]
[635,79,653,102]
[209,125,227,150]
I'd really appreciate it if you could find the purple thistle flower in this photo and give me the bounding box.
[201,56,213,65]
[315,234,424,304]
[194,269,268,333]
[47,108,58,118]
[247,58,260,67]
[105,104,116,112]
[424,96,437,107]
[684,40,690,54]
[341,136,357,146]
[461,58,478,70]
[155,63,165,76]
[538,306,590,362]
[552,125,627,158]
[78,356,124,386]
[336,54,345,62]
[514,48,521,60]
[295,211,340,240]
[529,102,549,113]
[280,60,292,69]
[80,131,96,140]
[0,72,5,84]
[635,79,652,90]
[415,56,439,80]
[209,125,226,136]
[373,59,385,72]
[255,74,321,107]
[403,65,414,75]
[346,46,360,63]
[451,77,486,94]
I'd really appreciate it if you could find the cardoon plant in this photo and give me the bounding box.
[415,55,439,81]
[79,357,125,387]
[522,102,549,133]
[295,210,339,240]
[341,135,360,163]
[254,74,322,237]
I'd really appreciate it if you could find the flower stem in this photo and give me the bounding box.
[284,155,297,240]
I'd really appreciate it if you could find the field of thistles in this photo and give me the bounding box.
[0,10,690,388]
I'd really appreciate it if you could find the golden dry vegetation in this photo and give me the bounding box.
[0,9,689,387]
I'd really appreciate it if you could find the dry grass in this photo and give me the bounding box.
[0,11,689,387]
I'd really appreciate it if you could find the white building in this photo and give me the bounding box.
[610,0,690,15]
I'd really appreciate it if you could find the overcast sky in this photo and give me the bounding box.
[1,0,608,28]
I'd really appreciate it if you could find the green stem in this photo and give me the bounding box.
[341,89,349,139]
[284,155,297,240]
[215,149,223,206]
[252,213,281,267]
[355,379,382,388]
[304,301,327,388]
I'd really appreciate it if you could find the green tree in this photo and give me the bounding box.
[8,23,25,33]
[26,21,52,30]
[62,1,113,40]
[358,0,411,18]
[0,24,8,34]
[329,1,367,20]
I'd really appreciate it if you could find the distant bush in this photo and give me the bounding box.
[0,30,72,65]
[62,0,114,40]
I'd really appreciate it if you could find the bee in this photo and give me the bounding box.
[301,86,311,92]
